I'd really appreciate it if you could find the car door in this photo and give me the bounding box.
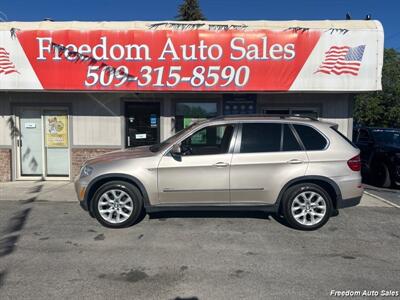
[157,123,236,204]
[230,122,308,204]
[355,129,373,170]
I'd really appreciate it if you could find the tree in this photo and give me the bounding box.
[176,0,206,21]
[354,48,400,127]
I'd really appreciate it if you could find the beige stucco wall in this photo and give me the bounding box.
[72,93,122,147]
[0,92,123,148]
[0,91,355,149]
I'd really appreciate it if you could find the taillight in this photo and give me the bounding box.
[347,154,361,171]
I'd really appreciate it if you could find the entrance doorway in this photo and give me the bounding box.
[125,102,160,148]
[15,107,70,180]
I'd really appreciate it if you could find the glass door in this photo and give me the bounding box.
[16,107,70,179]
[125,102,160,148]
[19,108,43,176]
[43,110,69,177]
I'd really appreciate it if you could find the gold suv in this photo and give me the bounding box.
[75,116,363,230]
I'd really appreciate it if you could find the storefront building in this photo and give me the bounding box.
[0,20,383,181]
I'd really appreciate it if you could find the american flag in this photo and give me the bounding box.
[0,47,19,75]
[315,45,366,76]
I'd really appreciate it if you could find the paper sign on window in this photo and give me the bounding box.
[45,115,68,147]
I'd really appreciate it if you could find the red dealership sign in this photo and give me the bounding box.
[0,21,384,91]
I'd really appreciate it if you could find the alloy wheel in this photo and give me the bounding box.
[97,189,134,224]
[291,191,327,226]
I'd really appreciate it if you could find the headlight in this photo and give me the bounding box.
[80,165,93,178]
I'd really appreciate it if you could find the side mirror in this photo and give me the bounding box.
[171,144,182,156]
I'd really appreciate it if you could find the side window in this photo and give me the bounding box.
[282,124,302,151]
[240,123,281,153]
[181,124,234,156]
[293,124,327,151]
[357,129,371,143]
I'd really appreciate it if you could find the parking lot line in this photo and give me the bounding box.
[364,191,400,209]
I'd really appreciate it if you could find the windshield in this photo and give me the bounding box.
[371,129,400,147]
[149,122,200,153]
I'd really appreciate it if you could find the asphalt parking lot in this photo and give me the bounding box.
[364,184,400,208]
[0,195,399,299]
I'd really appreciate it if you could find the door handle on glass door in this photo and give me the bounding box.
[287,159,303,164]
[213,162,229,168]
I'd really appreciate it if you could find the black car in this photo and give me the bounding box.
[353,127,400,188]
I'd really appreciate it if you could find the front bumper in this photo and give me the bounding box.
[74,177,89,211]
[79,198,89,211]
[336,196,362,209]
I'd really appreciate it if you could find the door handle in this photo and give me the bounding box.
[213,162,229,168]
[286,159,304,164]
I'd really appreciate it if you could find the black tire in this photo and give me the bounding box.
[281,183,333,231]
[372,162,391,188]
[92,181,144,228]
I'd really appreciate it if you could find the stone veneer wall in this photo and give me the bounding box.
[71,148,121,179]
[0,148,12,182]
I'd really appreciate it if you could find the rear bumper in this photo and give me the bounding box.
[337,195,362,209]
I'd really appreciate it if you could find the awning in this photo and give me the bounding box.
[0,20,384,92]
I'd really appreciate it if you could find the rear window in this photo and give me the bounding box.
[331,126,358,148]
[293,124,327,151]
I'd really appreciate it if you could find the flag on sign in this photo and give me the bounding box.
[0,47,19,75]
[315,45,366,76]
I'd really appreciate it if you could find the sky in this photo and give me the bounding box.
[1,0,399,49]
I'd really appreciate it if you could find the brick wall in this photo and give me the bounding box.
[0,148,12,182]
[71,148,121,178]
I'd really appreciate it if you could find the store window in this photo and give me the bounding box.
[223,94,256,115]
[175,102,218,132]
[263,107,319,118]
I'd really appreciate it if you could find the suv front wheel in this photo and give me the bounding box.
[92,181,144,228]
[281,183,332,230]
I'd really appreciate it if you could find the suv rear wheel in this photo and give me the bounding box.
[92,181,144,228]
[282,183,332,230]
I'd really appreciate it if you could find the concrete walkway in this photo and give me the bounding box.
[0,181,76,202]
[0,180,395,207]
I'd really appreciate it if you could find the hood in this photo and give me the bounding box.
[85,146,154,165]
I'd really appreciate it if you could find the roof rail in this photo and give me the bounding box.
[287,114,319,121]
[212,114,319,121]
[261,114,319,121]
